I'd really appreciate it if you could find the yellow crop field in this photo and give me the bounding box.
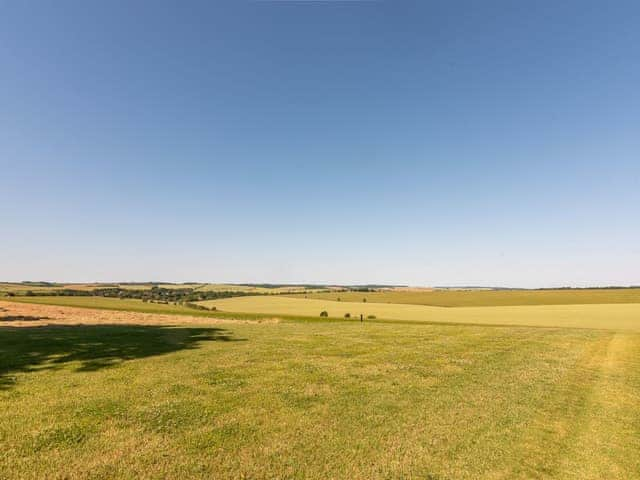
[200,295,640,331]
[289,288,640,307]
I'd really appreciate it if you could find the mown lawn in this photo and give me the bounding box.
[1,316,639,479]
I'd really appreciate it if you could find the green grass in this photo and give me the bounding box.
[1,315,639,479]
[289,288,640,307]
[202,295,640,331]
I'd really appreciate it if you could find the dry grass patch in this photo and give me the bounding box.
[0,301,276,328]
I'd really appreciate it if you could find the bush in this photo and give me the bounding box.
[344,313,351,318]
[184,302,210,311]
[367,315,376,319]
[363,298,367,302]
[320,311,328,317]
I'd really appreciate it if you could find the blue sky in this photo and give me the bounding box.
[1,1,639,287]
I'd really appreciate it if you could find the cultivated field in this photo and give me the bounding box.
[201,295,640,330]
[195,284,331,294]
[2,292,640,479]
[0,283,328,296]
[289,287,640,307]
[0,282,201,294]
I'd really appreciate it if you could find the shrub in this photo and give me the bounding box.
[363,298,367,302]
[344,313,351,318]
[367,315,376,319]
[320,311,328,317]
[185,302,210,311]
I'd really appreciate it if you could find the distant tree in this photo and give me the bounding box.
[344,313,351,318]
[320,311,328,317]
[367,315,376,319]
[363,298,367,302]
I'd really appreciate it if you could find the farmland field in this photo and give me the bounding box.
[0,282,202,294]
[288,288,640,307]
[201,295,640,331]
[14,294,640,331]
[1,299,639,479]
[3,296,274,322]
[195,284,331,294]
[0,283,328,296]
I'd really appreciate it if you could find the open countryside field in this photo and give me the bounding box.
[201,295,640,331]
[0,283,202,294]
[0,282,68,294]
[1,299,639,479]
[3,296,270,321]
[289,288,640,307]
[0,283,330,296]
[194,284,330,294]
[12,294,640,331]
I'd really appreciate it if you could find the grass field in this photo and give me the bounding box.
[289,288,640,307]
[201,295,640,331]
[2,299,639,479]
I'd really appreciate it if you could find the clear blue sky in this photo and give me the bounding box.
[1,1,639,287]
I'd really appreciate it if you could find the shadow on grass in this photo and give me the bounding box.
[0,324,244,389]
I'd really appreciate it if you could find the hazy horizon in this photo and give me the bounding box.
[3,279,640,291]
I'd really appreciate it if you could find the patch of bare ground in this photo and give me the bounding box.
[0,301,278,328]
